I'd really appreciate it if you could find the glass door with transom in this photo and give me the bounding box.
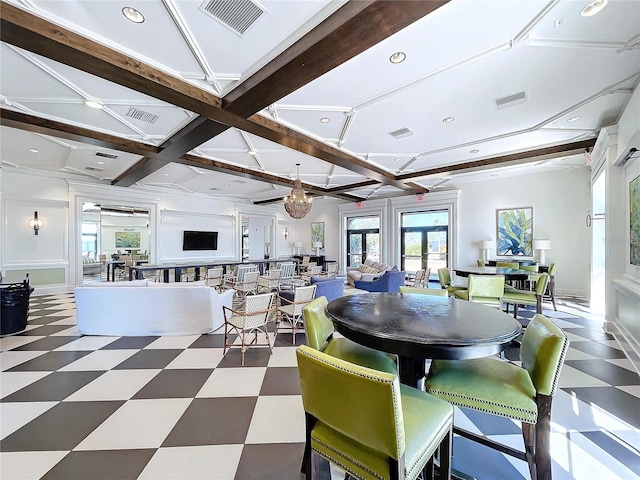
[346,216,380,267]
[400,211,449,279]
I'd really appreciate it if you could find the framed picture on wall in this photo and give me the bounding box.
[115,231,140,248]
[630,173,640,266]
[311,222,325,250]
[496,207,533,256]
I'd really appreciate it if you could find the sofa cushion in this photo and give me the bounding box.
[87,279,149,287]
[310,277,345,303]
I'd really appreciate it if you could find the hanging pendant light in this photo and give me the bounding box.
[284,163,312,219]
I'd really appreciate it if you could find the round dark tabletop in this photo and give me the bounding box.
[326,292,521,361]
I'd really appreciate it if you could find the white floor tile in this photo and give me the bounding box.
[0,351,48,371]
[245,395,305,444]
[0,372,51,399]
[144,335,200,350]
[267,346,298,367]
[616,385,640,399]
[604,358,638,372]
[53,336,120,351]
[197,367,266,398]
[558,365,609,388]
[165,348,224,369]
[138,445,243,480]
[0,451,69,480]
[64,369,161,401]
[48,317,77,326]
[50,326,81,336]
[45,309,77,317]
[1,402,58,439]
[563,347,597,361]
[75,398,192,450]
[58,350,138,371]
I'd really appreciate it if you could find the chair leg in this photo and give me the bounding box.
[522,422,537,480]
[514,303,519,318]
[437,429,452,480]
[535,395,553,480]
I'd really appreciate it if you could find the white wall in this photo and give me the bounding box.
[457,168,592,296]
[285,197,342,261]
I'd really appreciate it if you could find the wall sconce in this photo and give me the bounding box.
[284,227,289,239]
[28,211,44,235]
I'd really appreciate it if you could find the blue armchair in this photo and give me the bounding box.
[310,276,345,302]
[354,270,405,293]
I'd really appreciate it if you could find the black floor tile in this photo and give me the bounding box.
[162,397,257,447]
[20,325,76,336]
[562,387,640,428]
[216,347,271,368]
[101,337,159,350]
[10,336,80,351]
[234,442,306,480]
[580,431,640,475]
[189,334,231,348]
[112,349,182,369]
[5,351,92,372]
[451,436,526,480]
[41,449,156,480]
[132,369,213,399]
[565,359,640,386]
[2,371,105,402]
[259,367,302,396]
[0,401,124,451]
[563,327,614,342]
[569,340,627,359]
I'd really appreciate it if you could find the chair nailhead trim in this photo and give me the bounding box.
[427,390,537,424]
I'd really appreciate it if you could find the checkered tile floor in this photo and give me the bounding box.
[1,292,638,479]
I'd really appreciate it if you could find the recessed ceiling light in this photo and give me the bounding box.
[248,150,258,156]
[60,167,67,171]
[29,148,39,153]
[581,0,608,17]
[393,158,401,162]
[96,161,105,165]
[224,184,229,187]
[319,117,330,123]
[163,173,169,176]
[389,52,406,64]
[490,174,498,177]
[554,18,563,28]
[122,7,145,23]
[442,117,455,123]
[84,100,104,109]
[469,149,479,154]
[567,116,581,122]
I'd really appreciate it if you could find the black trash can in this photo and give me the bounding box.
[1,283,30,335]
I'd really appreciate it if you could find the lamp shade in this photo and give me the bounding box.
[312,241,322,248]
[294,241,303,248]
[533,239,551,250]
[480,240,495,249]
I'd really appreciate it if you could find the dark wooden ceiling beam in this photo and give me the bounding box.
[397,139,597,180]
[0,1,438,194]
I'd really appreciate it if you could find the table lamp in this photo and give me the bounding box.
[533,239,551,265]
[480,240,495,263]
[312,241,322,256]
[294,241,303,255]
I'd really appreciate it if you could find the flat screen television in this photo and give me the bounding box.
[183,230,218,251]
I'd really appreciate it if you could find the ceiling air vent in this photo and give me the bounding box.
[95,152,118,159]
[389,127,414,139]
[85,166,104,172]
[199,0,265,36]
[126,107,159,124]
[494,91,527,110]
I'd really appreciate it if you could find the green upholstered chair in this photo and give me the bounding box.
[453,274,505,309]
[503,273,550,319]
[425,314,569,480]
[303,297,397,374]
[437,268,466,296]
[477,259,485,267]
[296,345,453,480]
[518,264,540,291]
[496,261,520,269]
[398,286,448,297]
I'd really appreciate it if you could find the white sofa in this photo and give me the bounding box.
[74,280,234,336]
[346,259,394,286]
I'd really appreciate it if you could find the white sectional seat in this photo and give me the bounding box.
[74,280,233,336]
[346,259,394,286]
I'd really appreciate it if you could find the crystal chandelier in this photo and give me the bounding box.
[284,163,312,219]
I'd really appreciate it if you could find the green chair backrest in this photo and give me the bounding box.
[467,275,505,298]
[296,345,404,459]
[519,264,538,272]
[535,273,550,296]
[520,314,568,396]
[496,261,519,269]
[438,268,452,287]
[302,297,333,351]
[477,259,485,267]
[399,286,448,297]
[547,263,557,276]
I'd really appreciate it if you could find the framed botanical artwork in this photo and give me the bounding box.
[496,207,533,256]
[115,231,140,248]
[630,174,640,266]
[311,222,325,249]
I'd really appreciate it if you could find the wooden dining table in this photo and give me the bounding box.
[326,292,521,388]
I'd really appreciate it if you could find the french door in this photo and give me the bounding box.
[346,216,381,267]
[400,211,450,276]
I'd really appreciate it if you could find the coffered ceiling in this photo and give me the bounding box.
[1,0,638,203]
